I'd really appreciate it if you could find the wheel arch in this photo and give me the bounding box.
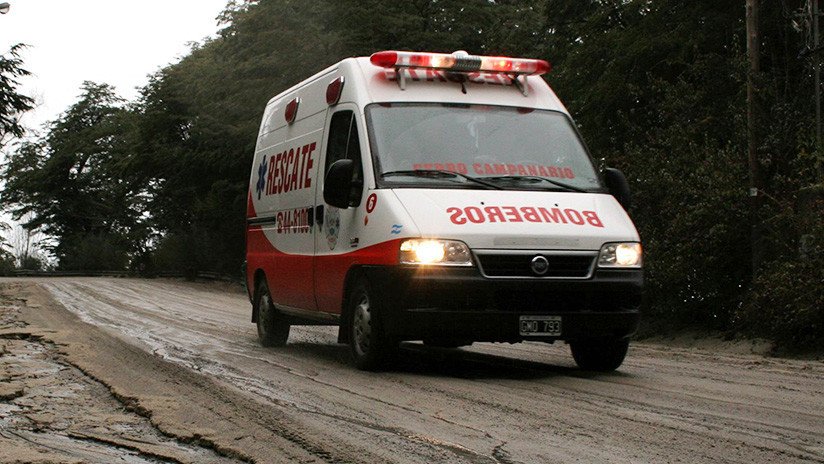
[337,265,364,344]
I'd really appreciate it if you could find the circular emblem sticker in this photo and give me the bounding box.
[325,207,341,250]
[366,193,377,213]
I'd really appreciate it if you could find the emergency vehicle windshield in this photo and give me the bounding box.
[367,103,602,191]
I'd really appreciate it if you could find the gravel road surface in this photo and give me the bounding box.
[1,277,822,463]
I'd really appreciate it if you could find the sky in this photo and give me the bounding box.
[0,0,229,132]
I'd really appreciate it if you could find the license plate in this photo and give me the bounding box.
[519,315,562,336]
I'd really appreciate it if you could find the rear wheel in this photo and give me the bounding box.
[348,277,397,371]
[570,338,629,372]
[255,280,290,347]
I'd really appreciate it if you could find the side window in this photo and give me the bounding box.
[325,110,364,205]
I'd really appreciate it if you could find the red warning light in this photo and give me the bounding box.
[285,97,299,124]
[326,77,345,105]
[370,51,398,68]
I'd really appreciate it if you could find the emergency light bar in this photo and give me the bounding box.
[370,50,551,76]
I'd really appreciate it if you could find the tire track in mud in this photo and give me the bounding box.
[18,277,824,464]
[41,280,507,462]
[3,282,388,464]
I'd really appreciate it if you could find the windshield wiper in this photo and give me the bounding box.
[483,175,587,193]
[381,170,503,190]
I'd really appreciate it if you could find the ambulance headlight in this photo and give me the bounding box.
[598,242,642,268]
[400,239,473,266]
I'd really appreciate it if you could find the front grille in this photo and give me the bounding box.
[476,253,595,278]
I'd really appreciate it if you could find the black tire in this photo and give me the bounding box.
[255,279,290,347]
[347,276,397,371]
[570,338,629,372]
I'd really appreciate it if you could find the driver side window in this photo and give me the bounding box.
[325,110,364,205]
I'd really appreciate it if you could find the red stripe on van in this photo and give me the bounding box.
[246,227,402,314]
[246,191,257,218]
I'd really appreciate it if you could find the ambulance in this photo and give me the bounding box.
[245,50,642,371]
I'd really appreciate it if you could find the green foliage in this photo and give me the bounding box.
[544,0,746,153]
[740,199,824,350]
[150,234,195,277]
[330,0,549,56]
[746,259,824,351]
[632,142,751,327]
[18,254,44,271]
[543,1,819,345]
[0,221,9,253]
[56,233,130,272]
[736,159,824,350]
[617,50,751,327]
[0,250,14,276]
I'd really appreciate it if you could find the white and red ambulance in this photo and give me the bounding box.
[245,50,642,371]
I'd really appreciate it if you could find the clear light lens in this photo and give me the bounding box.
[400,239,473,266]
[598,242,642,268]
[430,55,456,68]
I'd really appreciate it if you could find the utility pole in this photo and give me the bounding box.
[746,0,763,272]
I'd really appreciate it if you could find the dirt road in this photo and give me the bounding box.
[1,278,822,463]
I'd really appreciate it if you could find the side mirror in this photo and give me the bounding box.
[604,168,632,210]
[324,159,355,209]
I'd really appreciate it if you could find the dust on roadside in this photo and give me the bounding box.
[0,283,240,464]
[636,324,824,361]
[161,277,246,295]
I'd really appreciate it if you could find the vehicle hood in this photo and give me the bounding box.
[392,189,639,250]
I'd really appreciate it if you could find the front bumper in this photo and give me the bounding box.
[362,266,642,343]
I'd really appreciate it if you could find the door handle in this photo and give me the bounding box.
[315,205,324,227]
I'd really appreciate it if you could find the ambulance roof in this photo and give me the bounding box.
[263,54,569,116]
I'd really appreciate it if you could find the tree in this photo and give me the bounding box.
[0,44,34,274]
[1,82,148,270]
[541,0,820,337]
[0,44,34,148]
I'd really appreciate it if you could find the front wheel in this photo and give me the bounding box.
[569,338,629,372]
[348,277,397,371]
[255,280,290,347]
